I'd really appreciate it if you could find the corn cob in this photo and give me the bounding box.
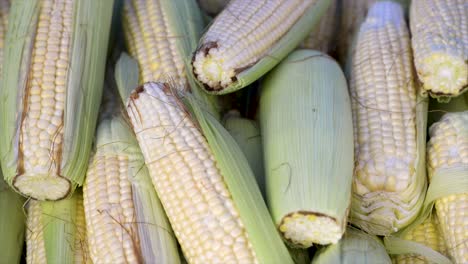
[26,191,90,264]
[311,228,392,264]
[197,0,229,16]
[410,0,467,98]
[223,111,265,198]
[84,115,180,264]
[427,111,468,263]
[191,0,331,94]
[348,1,427,236]
[116,53,293,263]
[392,213,447,264]
[0,0,114,200]
[260,50,354,247]
[299,0,337,52]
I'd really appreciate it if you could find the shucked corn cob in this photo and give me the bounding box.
[427,111,468,263]
[410,0,468,98]
[348,1,427,235]
[84,115,180,264]
[260,50,354,247]
[191,0,331,94]
[0,0,114,200]
[392,213,447,264]
[115,54,293,263]
[26,191,90,264]
[299,0,337,52]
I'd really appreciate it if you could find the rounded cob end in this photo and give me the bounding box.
[279,212,344,248]
[13,174,70,200]
[192,42,235,92]
[420,53,467,98]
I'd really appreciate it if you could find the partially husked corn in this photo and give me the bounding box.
[26,192,90,264]
[0,0,113,200]
[349,1,426,236]
[84,115,180,264]
[124,82,257,263]
[192,0,331,94]
[393,214,447,264]
[427,111,468,263]
[410,0,468,98]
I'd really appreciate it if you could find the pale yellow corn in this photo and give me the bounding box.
[349,1,424,235]
[410,0,467,97]
[299,0,337,52]
[125,82,257,264]
[427,111,468,263]
[14,0,73,199]
[84,151,141,263]
[122,0,187,88]
[393,214,447,264]
[192,0,329,92]
[26,193,90,264]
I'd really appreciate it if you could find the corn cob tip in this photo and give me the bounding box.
[192,41,237,91]
[279,212,343,248]
[420,54,467,97]
[13,174,71,201]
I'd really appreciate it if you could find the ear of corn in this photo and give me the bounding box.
[299,0,337,52]
[311,228,392,264]
[391,213,448,264]
[223,111,265,198]
[347,1,428,236]
[0,177,26,264]
[123,0,219,119]
[84,114,180,264]
[191,0,332,94]
[410,0,467,99]
[426,111,468,263]
[116,53,294,264]
[260,50,354,248]
[0,0,114,200]
[26,191,90,264]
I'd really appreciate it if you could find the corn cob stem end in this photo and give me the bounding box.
[192,42,236,91]
[279,211,343,248]
[421,53,467,97]
[13,174,70,200]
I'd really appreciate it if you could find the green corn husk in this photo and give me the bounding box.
[26,191,89,264]
[84,115,180,263]
[0,177,25,264]
[116,53,294,264]
[0,0,114,200]
[260,50,354,248]
[311,228,392,264]
[223,111,265,198]
[191,0,332,94]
